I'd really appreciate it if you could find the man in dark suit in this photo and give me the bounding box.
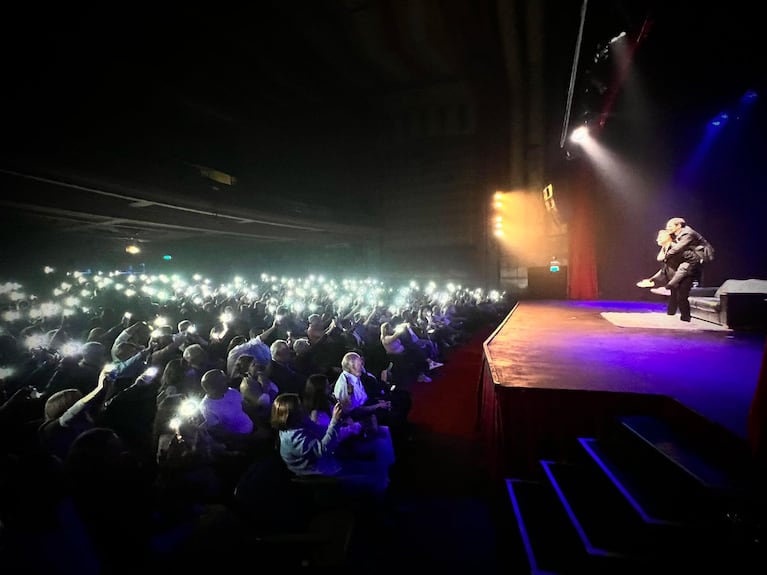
[662,217,707,322]
[358,356,412,455]
[265,339,305,396]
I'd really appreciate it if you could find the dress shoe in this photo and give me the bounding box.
[680,316,691,322]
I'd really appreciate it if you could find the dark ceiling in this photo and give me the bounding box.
[1,1,510,249]
[0,1,763,261]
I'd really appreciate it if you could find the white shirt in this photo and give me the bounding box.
[200,387,253,435]
[333,371,368,411]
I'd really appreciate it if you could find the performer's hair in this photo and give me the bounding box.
[668,217,686,227]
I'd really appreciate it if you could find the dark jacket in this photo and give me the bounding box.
[665,225,706,265]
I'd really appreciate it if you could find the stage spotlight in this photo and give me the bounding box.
[609,31,627,44]
[125,244,141,255]
[742,90,758,103]
[711,112,729,127]
[570,125,590,143]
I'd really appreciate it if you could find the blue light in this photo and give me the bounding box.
[163,255,172,261]
[711,112,729,127]
[550,265,560,272]
[742,90,758,103]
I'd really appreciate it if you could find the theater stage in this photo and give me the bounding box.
[477,299,767,477]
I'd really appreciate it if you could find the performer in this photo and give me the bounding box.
[636,229,682,289]
[638,218,708,322]
[664,218,710,321]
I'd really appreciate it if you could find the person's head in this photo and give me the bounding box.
[44,388,84,421]
[80,341,106,368]
[303,373,332,411]
[270,339,292,363]
[129,321,152,344]
[200,369,229,399]
[150,325,174,348]
[341,352,363,377]
[665,217,686,234]
[160,358,187,388]
[249,360,266,378]
[270,393,304,430]
[86,327,106,343]
[656,229,673,246]
[292,338,311,356]
[227,336,248,354]
[380,322,393,336]
[182,344,207,369]
[177,319,193,333]
[233,354,255,377]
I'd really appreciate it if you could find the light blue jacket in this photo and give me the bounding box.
[279,418,341,476]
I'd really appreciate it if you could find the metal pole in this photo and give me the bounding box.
[560,0,589,148]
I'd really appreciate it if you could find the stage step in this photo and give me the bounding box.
[616,415,753,497]
[576,436,715,527]
[504,478,634,574]
[539,459,661,562]
[501,413,767,572]
[537,457,747,570]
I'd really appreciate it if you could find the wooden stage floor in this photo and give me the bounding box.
[483,299,766,440]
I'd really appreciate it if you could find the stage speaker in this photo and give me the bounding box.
[527,266,568,299]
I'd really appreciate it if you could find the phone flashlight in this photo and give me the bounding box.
[143,366,159,378]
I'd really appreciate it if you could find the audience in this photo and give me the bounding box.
[0,266,506,568]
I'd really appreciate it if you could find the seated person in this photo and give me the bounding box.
[226,327,271,377]
[359,356,412,451]
[305,373,395,465]
[38,388,95,463]
[265,339,305,396]
[380,322,431,385]
[333,352,392,425]
[236,355,278,434]
[199,369,254,445]
[154,394,228,504]
[270,393,391,501]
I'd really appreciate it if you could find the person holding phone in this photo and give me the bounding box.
[271,392,392,502]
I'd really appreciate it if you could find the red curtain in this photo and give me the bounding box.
[567,164,599,300]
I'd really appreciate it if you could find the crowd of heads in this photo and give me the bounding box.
[0,265,512,569]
